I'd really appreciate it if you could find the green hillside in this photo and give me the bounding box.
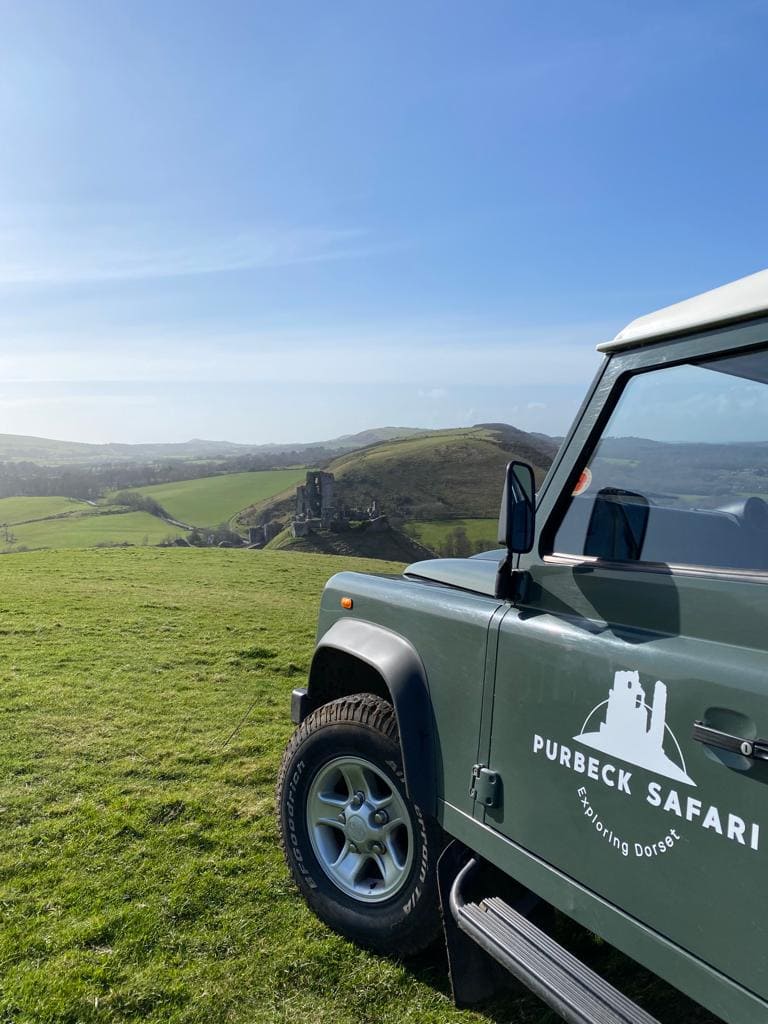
[266,522,434,562]
[241,424,555,533]
[0,470,308,551]
[323,425,553,520]
[126,468,307,526]
[2,510,185,551]
[0,495,92,524]
[0,547,714,1024]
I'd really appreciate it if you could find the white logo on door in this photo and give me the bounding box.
[575,670,695,786]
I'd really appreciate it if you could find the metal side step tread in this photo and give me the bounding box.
[457,895,661,1024]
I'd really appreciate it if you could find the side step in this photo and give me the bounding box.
[450,859,661,1024]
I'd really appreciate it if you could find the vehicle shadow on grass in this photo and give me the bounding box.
[404,911,721,1024]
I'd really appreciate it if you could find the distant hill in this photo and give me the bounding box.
[320,427,428,449]
[591,436,768,505]
[0,427,429,467]
[240,423,558,529]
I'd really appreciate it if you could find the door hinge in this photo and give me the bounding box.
[470,764,501,808]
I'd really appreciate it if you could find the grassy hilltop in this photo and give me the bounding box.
[306,424,554,520]
[0,547,715,1024]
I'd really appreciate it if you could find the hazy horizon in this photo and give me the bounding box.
[0,418,555,450]
[2,2,767,443]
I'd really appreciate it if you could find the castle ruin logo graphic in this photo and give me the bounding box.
[575,670,695,786]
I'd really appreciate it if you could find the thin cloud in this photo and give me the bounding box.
[0,217,377,286]
[0,331,603,388]
[0,392,158,410]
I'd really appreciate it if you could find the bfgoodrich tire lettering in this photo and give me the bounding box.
[276,693,442,956]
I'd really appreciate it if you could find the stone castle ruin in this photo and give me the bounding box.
[291,471,384,538]
[296,471,336,530]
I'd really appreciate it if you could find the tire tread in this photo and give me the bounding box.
[276,692,442,957]
[277,693,399,870]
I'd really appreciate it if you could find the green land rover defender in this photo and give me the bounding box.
[277,269,768,1024]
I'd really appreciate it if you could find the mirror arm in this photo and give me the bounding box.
[495,554,514,600]
[494,558,530,603]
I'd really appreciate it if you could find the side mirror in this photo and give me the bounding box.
[498,461,536,553]
[584,487,649,561]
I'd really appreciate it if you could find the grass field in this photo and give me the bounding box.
[2,510,185,551]
[0,548,716,1024]
[402,518,498,554]
[0,468,307,553]
[0,496,91,525]
[128,469,307,527]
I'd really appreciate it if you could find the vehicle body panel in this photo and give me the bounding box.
[487,569,768,996]
[315,570,502,816]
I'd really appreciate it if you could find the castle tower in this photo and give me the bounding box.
[648,680,667,749]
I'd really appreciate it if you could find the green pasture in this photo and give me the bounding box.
[402,518,498,554]
[126,469,307,526]
[1,511,185,552]
[0,548,714,1023]
[0,495,90,525]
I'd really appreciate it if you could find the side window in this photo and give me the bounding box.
[551,346,768,572]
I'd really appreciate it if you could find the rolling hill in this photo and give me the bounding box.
[325,425,555,520]
[3,510,185,551]
[0,469,309,552]
[0,423,559,556]
[124,468,307,527]
[239,424,557,533]
[0,495,93,525]
[0,427,427,466]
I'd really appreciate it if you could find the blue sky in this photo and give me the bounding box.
[1,0,768,444]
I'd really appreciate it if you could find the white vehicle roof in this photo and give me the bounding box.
[598,268,768,353]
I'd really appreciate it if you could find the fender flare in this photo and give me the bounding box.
[302,618,437,816]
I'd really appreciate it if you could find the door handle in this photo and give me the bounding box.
[693,721,768,761]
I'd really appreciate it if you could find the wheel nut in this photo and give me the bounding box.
[350,791,365,809]
[372,810,389,826]
[337,812,346,823]
[370,840,385,855]
[348,841,358,853]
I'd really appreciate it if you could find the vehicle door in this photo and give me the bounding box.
[485,331,768,999]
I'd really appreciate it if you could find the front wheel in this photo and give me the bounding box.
[276,693,443,956]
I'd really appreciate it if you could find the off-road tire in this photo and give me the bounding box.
[276,693,443,956]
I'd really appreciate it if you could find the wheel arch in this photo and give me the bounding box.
[297,618,437,816]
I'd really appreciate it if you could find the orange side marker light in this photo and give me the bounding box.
[340,597,353,610]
